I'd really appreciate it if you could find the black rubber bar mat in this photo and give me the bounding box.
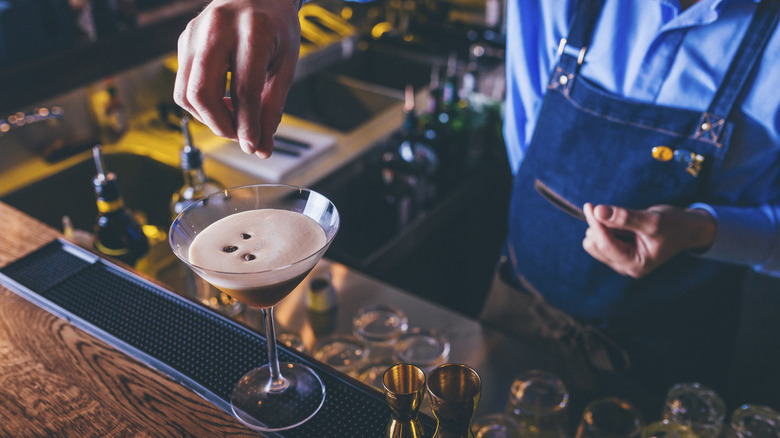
[0,239,436,437]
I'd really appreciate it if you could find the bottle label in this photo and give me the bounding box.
[95,240,131,256]
[96,198,125,213]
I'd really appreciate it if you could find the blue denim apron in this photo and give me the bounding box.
[505,0,780,382]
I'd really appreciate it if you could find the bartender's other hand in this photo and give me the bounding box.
[173,0,301,158]
[582,203,717,278]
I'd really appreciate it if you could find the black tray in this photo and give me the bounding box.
[0,239,436,437]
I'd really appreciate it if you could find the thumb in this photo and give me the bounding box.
[594,204,652,233]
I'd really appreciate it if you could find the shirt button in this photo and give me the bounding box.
[559,75,568,85]
[701,122,711,131]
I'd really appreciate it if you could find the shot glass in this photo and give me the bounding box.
[472,413,522,438]
[312,334,368,376]
[353,304,408,362]
[358,362,399,390]
[642,419,697,438]
[575,397,643,438]
[394,328,451,373]
[728,404,780,438]
[662,382,725,438]
[277,331,306,353]
[506,369,569,438]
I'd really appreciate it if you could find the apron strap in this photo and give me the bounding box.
[707,0,780,118]
[556,0,606,74]
[557,0,779,145]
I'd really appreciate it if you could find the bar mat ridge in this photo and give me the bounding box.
[0,240,434,437]
[1,240,92,291]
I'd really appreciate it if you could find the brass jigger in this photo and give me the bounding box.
[426,363,482,438]
[383,363,427,438]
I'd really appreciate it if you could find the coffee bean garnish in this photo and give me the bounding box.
[240,233,252,239]
[242,253,256,261]
[223,245,238,253]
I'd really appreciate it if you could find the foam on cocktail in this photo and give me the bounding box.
[188,209,326,295]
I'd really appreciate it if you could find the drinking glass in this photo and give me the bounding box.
[169,184,339,432]
[729,404,780,438]
[358,363,399,390]
[471,414,522,438]
[277,331,306,353]
[354,304,408,362]
[312,334,368,376]
[642,419,698,438]
[575,397,643,438]
[662,382,725,438]
[505,369,569,438]
[394,328,451,373]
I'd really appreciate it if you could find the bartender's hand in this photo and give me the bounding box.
[173,0,301,158]
[582,203,717,278]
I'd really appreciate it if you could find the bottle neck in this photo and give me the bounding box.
[427,88,441,115]
[183,167,207,189]
[442,81,457,107]
[402,110,419,137]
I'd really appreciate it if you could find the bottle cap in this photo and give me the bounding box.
[93,172,121,201]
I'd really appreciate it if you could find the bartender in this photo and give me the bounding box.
[173,0,780,400]
[478,0,780,400]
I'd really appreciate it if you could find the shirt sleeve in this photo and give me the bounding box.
[689,202,780,278]
[504,0,575,175]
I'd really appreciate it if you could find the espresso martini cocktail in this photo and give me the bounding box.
[169,184,340,432]
[188,209,327,308]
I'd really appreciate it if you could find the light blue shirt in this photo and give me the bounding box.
[504,0,780,276]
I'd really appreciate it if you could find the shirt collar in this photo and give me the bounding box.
[655,0,759,29]
[656,0,761,9]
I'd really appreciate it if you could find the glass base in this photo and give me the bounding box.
[230,363,326,432]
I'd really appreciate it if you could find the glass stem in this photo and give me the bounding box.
[261,307,288,393]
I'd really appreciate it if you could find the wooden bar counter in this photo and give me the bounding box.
[0,202,259,437]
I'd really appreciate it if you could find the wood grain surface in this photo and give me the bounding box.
[0,202,259,437]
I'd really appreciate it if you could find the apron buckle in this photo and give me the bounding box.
[557,38,588,65]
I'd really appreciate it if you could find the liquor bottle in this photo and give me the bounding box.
[170,117,225,218]
[92,145,149,266]
[421,65,444,146]
[401,84,439,208]
[380,85,439,230]
[305,269,338,336]
[433,53,469,186]
[89,77,127,145]
[169,119,239,315]
[455,66,485,168]
[442,53,468,146]
[441,52,460,116]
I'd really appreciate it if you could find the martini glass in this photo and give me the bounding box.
[169,184,340,432]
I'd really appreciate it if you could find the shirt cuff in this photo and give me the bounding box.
[688,202,780,275]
